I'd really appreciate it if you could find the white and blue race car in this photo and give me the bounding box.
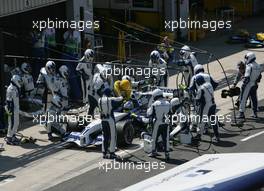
[65,87,185,147]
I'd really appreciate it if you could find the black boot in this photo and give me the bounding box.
[250,112,258,118]
[5,137,15,145]
[12,135,21,143]
[213,136,220,143]
[109,153,118,159]
[48,133,53,140]
[165,152,170,162]
[193,134,201,141]
[237,112,245,119]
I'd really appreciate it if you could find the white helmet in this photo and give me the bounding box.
[150,50,160,62]
[152,89,163,99]
[103,62,112,69]
[21,62,31,74]
[100,69,108,80]
[45,61,56,75]
[180,45,191,58]
[52,95,62,108]
[194,64,204,75]
[95,64,104,73]
[11,75,23,88]
[84,49,94,62]
[170,98,181,113]
[122,75,131,81]
[170,98,180,107]
[59,65,69,79]
[244,52,256,64]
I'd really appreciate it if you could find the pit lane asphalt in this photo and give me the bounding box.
[45,100,264,191]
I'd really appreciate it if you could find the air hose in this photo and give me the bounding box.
[174,69,215,155]
[208,55,253,134]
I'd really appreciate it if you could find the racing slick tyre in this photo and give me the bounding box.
[116,120,134,147]
[67,120,79,132]
[67,115,89,132]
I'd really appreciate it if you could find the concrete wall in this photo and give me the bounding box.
[180,0,189,37]
[0,0,66,18]
[94,0,160,12]
[204,0,253,16]
[164,0,189,38]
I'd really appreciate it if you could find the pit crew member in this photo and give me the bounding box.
[148,50,168,87]
[76,49,94,104]
[5,75,23,145]
[98,88,123,159]
[238,52,262,119]
[195,76,220,142]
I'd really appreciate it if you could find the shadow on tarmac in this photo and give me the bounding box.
[0,141,67,174]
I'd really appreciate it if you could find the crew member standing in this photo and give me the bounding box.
[180,45,198,86]
[238,52,262,119]
[148,50,168,87]
[5,75,22,145]
[147,89,171,161]
[36,61,57,112]
[76,49,95,104]
[20,62,34,98]
[99,88,123,159]
[88,69,108,118]
[195,76,220,142]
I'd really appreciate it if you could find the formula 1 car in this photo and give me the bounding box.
[65,93,152,147]
[227,31,264,48]
[245,38,264,48]
[227,35,249,44]
[226,29,250,44]
[65,86,187,148]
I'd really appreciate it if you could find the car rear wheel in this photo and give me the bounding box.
[116,120,134,147]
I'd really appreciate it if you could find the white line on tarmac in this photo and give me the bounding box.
[241,131,264,142]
